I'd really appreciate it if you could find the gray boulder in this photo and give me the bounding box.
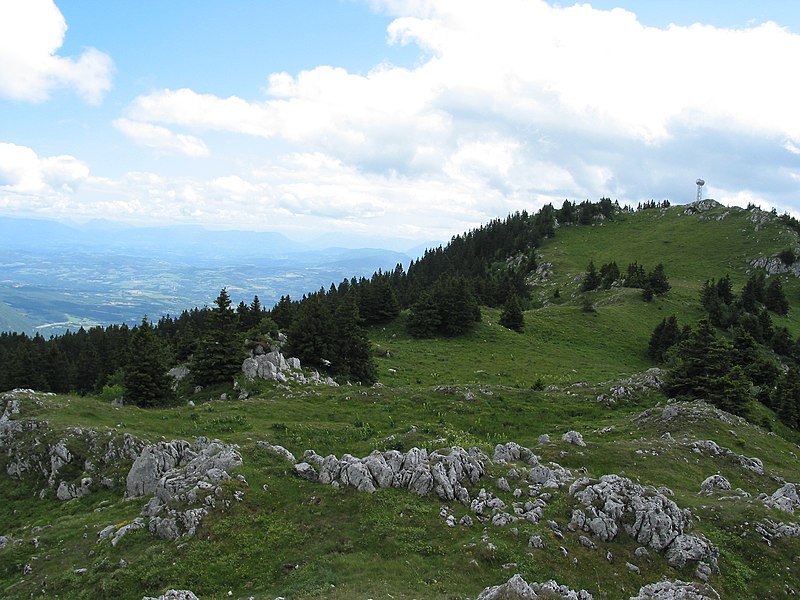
[56,478,92,501]
[126,440,193,498]
[664,534,719,569]
[764,482,800,514]
[257,441,296,464]
[699,475,731,496]
[562,431,587,447]
[142,590,199,600]
[629,579,720,599]
[477,574,593,600]
[293,462,318,482]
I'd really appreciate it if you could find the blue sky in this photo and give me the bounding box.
[1,1,799,249]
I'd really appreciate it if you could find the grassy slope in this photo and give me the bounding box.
[2,203,800,599]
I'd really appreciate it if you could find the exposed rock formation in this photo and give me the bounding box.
[629,579,720,599]
[562,431,587,447]
[596,368,664,404]
[242,349,337,386]
[689,440,764,475]
[142,590,199,600]
[698,475,731,496]
[476,574,593,600]
[568,474,718,570]
[763,482,800,514]
[295,445,486,502]
[96,437,246,542]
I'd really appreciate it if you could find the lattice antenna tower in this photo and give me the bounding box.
[696,178,705,202]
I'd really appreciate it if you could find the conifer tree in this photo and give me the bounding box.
[765,278,789,316]
[192,288,243,387]
[331,292,377,384]
[499,293,525,332]
[286,294,334,370]
[580,260,601,292]
[125,317,175,407]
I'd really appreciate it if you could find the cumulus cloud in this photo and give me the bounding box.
[12,1,800,243]
[116,0,800,220]
[113,119,210,157]
[0,142,89,193]
[0,0,113,103]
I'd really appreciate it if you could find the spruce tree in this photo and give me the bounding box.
[192,288,243,388]
[499,293,525,332]
[125,317,175,407]
[286,294,334,370]
[331,292,377,384]
[765,278,789,316]
[580,260,601,292]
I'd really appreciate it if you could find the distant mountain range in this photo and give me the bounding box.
[0,216,433,335]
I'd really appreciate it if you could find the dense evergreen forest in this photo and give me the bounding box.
[3,196,800,434]
[0,199,613,397]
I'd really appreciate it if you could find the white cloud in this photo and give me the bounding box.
[113,118,209,157]
[0,0,113,104]
[0,142,89,193]
[11,1,800,244]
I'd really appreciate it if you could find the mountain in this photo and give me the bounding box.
[1,200,800,599]
[0,216,411,335]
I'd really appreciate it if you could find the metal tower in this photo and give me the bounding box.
[696,178,705,202]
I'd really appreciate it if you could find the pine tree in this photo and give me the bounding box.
[647,263,670,296]
[124,317,175,407]
[192,288,243,387]
[647,315,681,361]
[331,292,377,384]
[499,294,525,332]
[286,294,334,369]
[580,261,601,292]
[407,290,442,338]
[765,278,789,316]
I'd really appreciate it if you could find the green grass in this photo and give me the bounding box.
[3,203,800,599]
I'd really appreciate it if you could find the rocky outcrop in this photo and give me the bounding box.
[257,441,296,464]
[755,519,800,545]
[142,591,199,600]
[562,431,587,447]
[750,255,800,277]
[476,574,593,600]
[57,477,92,500]
[242,349,337,386]
[126,440,194,498]
[596,369,664,404]
[689,440,764,475]
[699,475,731,496]
[630,579,720,599]
[295,445,486,502]
[568,475,718,570]
[763,482,800,514]
[101,437,245,542]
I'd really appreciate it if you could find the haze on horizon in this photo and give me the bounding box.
[1,0,799,248]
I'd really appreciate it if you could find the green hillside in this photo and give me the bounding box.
[2,201,800,599]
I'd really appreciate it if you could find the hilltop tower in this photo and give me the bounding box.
[696,178,705,202]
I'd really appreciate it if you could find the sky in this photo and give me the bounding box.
[1,0,799,249]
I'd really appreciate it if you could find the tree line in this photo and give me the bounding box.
[647,271,800,430]
[0,198,625,405]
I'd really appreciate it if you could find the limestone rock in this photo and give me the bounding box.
[56,478,92,501]
[126,440,193,498]
[629,579,720,599]
[699,475,731,496]
[142,590,199,600]
[570,474,718,570]
[764,482,800,514]
[562,431,587,447]
[293,462,318,482]
[257,441,296,464]
[477,574,593,600]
